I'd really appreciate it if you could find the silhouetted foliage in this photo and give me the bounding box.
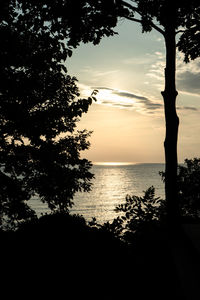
[178,3,200,62]
[161,158,200,220]
[3,212,126,283]
[115,187,165,236]
[0,1,114,228]
[90,187,166,244]
[2,1,200,228]
[112,0,200,222]
[41,0,200,223]
[2,208,185,299]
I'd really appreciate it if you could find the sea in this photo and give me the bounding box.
[30,163,165,224]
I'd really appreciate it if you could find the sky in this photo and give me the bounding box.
[66,19,200,164]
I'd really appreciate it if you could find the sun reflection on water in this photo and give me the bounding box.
[71,163,164,224]
[30,164,165,224]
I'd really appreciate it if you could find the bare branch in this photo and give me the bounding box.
[151,23,165,35]
[176,30,185,35]
[124,16,142,24]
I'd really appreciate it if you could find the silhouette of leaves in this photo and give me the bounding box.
[0,1,107,228]
[113,186,166,242]
[161,158,200,220]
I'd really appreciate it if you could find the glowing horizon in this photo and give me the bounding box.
[93,162,137,166]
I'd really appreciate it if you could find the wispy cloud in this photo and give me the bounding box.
[79,84,198,115]
[146,51,200,97]
[176,54,200,95]
[112,90,148,101]
[91,87,163,114]
[92,87,114,91]
[177,106,198,112]
[145,52,165,85]
[122,54,154,66]
[177,70,200,95]
[80,67,119,77]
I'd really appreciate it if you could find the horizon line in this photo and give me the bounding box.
[93,161,165,166]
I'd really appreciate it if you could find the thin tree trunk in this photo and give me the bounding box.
[161,25,180,223]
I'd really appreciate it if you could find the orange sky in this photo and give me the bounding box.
[67,20,200,163]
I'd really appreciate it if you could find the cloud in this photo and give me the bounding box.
[91,86,163,114]
[92,87,114,91]
[122,52,164,66]
[138,97,163,111]
[122,55,154,66]
[93,87,148,101]
[145,102,163,110]
[112,90,148,101]
[146,51,200,96]
[177,71,200,94]
[81,68,119,77]
[176,56,200,96]
[80,83,198,115]
[177,106,198,111]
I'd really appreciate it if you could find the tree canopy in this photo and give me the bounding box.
[1,0,115,228]
[1,0,200,227]
[178,3,200,62]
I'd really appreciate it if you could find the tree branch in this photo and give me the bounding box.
[124,16,142,24]
[121,0,138,13]
[175,30,185,35]
[121,0,165,36]
[151,23,165,35]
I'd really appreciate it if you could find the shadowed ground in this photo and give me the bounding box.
[1,215,200,299]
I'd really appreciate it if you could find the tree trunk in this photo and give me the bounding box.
[161,25,180,224]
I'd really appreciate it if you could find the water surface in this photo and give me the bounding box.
[29,163,165,223]
[70,163,165,223]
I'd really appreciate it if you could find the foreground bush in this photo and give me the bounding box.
[160,158,200,219]
[90,186,167,244]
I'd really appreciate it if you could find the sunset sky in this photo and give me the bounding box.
[67,19,200,164]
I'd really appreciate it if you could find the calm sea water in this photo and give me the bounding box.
[30,163,165,223]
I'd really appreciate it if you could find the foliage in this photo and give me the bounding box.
[115,1,200,222]
[115,186,166,242]
[2,1,200,228]
[11,212,124,264]
[115,1,199,33]
[0,1,112,228]
[90,187,166,243]
[14,0,119,48]
[177,2,200,62]
[89,215,124,238]
[161,158,200,219]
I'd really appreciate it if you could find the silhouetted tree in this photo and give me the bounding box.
[42,0,200,224]
[99,0,200,223]
[117,0,200,223]
[1,1,110,227]
[2,1,199,227]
